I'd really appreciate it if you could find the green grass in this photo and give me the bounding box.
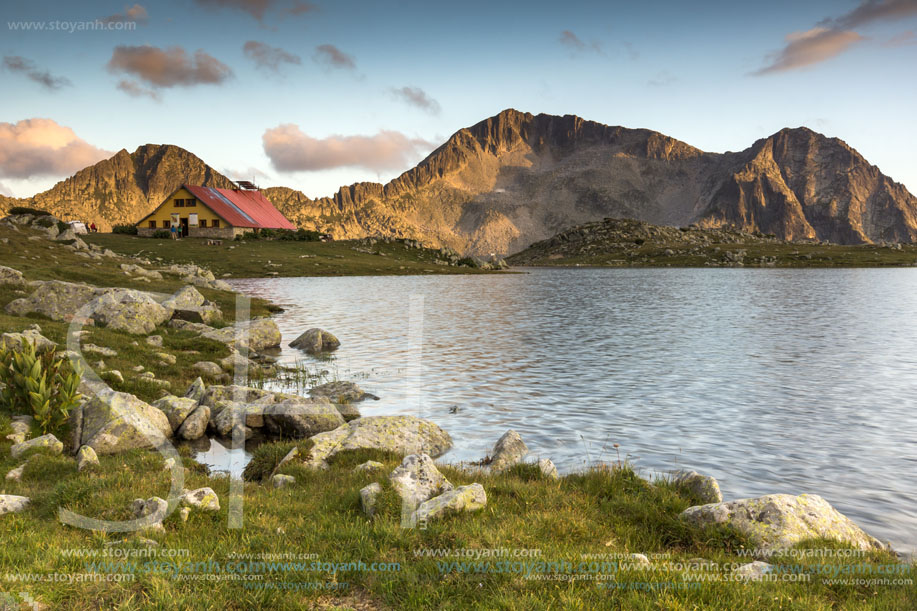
[83,234,492,278]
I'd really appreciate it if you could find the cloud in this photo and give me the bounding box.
[390,86,440,114]
[107,45,233,88]
[559,30,602,55]
[755,1,917,74]
[753,28,863,75]
[194,0,316,21]
[2,56,72,91]
[312,44,356,70]
[883,30,917,46]
[223,166,272,183]
[101,3,149,24]
[0,180,12,197]
[0,119,112,179]
[263,124,434,173]
[116,79,161,100]
[243,41,301,72]
[826,0,917,29]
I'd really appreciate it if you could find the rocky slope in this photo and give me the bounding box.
[6,110,917,251]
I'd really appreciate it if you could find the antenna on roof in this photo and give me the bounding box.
[235,179,257,190]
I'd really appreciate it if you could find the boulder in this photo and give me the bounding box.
[176,405,210,441]
[389,453,453,507]
[200,384,274,408]
[412,484,487,525]
[76,445,100,472]
[4,280,97,322]
[672,470,723,504]
[307,416,453,465]
[145,335,163,348]
[0,329,56,354]
[289,328,340,354]
[80,391,173,455]
[89,289,173,335]
[488,430,528,472]
[0,495,30,516]
[680,494,888,552]
[153,396,199,431]
[262,398,346,438]
[131,496,168,526]
[202,318,281,354]
[360,483,382,517]
[192,361,220,379]
[182,487,220,512]
[82,343,117,357]
[734,561,773,581]
[6,464,26,482]
[11,434,63,459]
[120,263,163,280]
[0,265,24,286]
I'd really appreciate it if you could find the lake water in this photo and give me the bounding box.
[230,268,917,554]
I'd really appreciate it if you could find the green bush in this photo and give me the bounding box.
[56,221,69,233]
[33,216,55,228]
[278,228,321,242]
[8,206,51,216]
[0,339,82,436]
[151,229,171,239]
[112,224,138,235]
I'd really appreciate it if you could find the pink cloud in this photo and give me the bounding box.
[0,119,112,179]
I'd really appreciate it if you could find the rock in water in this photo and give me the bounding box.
[671,470,723,504]
[289,328,340,354]
[488,430,528,472]
[152,396,200,432]
[680,493,888,552]
[413,484,487,525]
[176,405,210,440]
[80,391,173,454]
[262,398,345,438]
[307,416,453,465]
[389,454,453,507]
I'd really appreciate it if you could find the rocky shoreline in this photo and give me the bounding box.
[0,210,909,580]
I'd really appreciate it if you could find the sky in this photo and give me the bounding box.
[1,0,916,199]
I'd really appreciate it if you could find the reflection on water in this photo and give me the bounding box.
[231,268,917,553]
[188,437,254,479]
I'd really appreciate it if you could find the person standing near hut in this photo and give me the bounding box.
[170,223,178,240]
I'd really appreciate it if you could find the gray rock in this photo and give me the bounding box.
[201,318,281,354]
[76,445,100,472]
[289,328,340,354]
[389,453,453,508]
[734,561,773,581]
[199,385,274,409]
[5,464,26,482]
[120,263,163,280]
[538,458,559,480]
[82,343,117,357]
[681,494,888,552]
[0,495,30,516]
[360,483,382,517]
[11,434,63,459]
[81,391,173,455]
[308,381,368,404]
[156,352,176,365]
[176,405,210,441]
[89,288,173,335]
[182,487,220,512]
[262,398,346,438]
[354,460,384,473]
[307,416,453,465]
[0,329,56,354]
[488,430,528,472]
[272,474,295,489]
[145,335,163,348]
[184,377,206,403]
[161,285,206,310]
[412,484,487,525]
[193,361,223,378]
[0,265,25,286]
[671,469,723,504]
[153,396,199,431]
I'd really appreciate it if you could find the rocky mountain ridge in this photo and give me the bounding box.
[2,109,915,253]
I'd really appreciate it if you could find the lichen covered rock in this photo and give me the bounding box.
[81,391,172,454]
[671,469,723,504]
[488,429,528,472]
[11,434,63,459]
[289,328,340,354]
[307,415,453,464]
[413,484,487,524]
[389,453,453,507]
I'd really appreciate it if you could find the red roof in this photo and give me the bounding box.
[184,185,296,230]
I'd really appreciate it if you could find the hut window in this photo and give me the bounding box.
[212,219,220,228]
[175,199,185,207]
[148,220,156,229]
[200,219,207,228]
[187,199,196,207]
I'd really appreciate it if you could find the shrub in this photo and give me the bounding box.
[56,221,69,233]
[112,224,138,235]
[278,228,321,242]
[8,206,51,216]
[151,229,171,239]
[33,217,55,228]
[0,339,82,436]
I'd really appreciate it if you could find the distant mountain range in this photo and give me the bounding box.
[3,109,916,254]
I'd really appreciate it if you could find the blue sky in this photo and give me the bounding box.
[1,0,915,199]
